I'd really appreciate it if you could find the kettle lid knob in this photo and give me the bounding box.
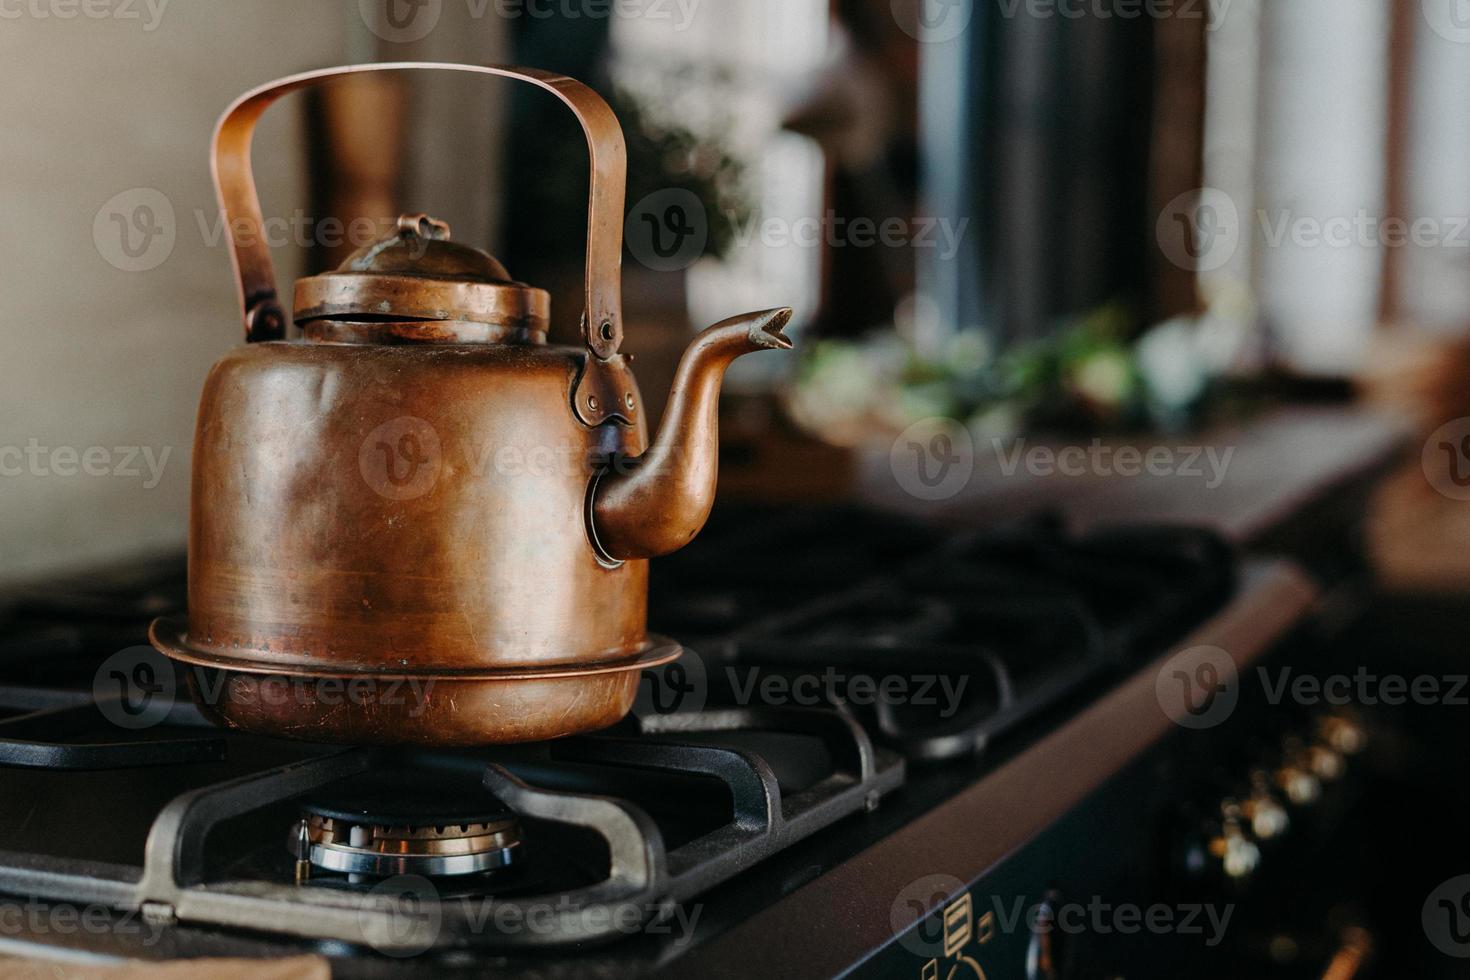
[396,213,450,241]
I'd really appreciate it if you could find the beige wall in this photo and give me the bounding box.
[0,3,355,583]
[0,3,512,584]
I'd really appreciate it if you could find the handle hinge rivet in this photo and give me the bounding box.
[587,395,599,410]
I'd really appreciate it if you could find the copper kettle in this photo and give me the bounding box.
[148,63,792,746]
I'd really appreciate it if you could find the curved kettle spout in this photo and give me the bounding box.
[591,307,793,560]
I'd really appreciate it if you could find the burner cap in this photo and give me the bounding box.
[292,766,521,878]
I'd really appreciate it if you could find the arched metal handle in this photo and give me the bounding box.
[212,62,626,359]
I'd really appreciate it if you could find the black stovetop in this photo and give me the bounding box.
[0,504,1238,976]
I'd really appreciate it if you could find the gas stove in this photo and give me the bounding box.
[0,504,1333,977]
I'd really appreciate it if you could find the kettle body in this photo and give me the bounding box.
[149,63,791,745]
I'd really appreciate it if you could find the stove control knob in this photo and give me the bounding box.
[1026,891,1069,980]
[1240,771,1290,841]
[1275,763,1321,805]
[1208,801,1261,881]
[1318,714,1367,756]
[1306,742,1346,783]
[1275,740,1322,806]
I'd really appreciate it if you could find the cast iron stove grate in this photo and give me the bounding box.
[0,704,902,951]
[649,507,1235,760]
[0,562,224,770]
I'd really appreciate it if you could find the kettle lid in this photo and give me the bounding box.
[292,214,549,341]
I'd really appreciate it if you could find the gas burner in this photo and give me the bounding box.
[291,812,520,878]
[289,764,522,878]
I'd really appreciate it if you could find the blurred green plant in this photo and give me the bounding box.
[505,68,755,269]
[615,82,754,260]
[788,300,1241,445]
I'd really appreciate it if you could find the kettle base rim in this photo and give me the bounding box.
[149,617,679,680]
[149,617,681,746]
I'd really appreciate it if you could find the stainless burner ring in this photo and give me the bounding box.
[291,813,521,878]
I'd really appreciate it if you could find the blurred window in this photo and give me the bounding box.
[609,2,830,342]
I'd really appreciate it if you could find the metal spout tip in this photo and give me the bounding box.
[590,305,796,560]
[747,307,795,350]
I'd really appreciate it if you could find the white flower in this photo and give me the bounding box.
[1138,317,1208,411]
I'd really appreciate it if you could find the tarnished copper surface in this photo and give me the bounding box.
[301,319,546,346]
[211,63,626,353]
[173,663,652,745]
[293,216,551,331]
[180,341,652,672]
[151,619,679,745]
[592,308,794,560]
[155,63,791,746]
[293,274,550,332]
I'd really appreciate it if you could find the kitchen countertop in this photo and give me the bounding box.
[854,405,1411,547]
